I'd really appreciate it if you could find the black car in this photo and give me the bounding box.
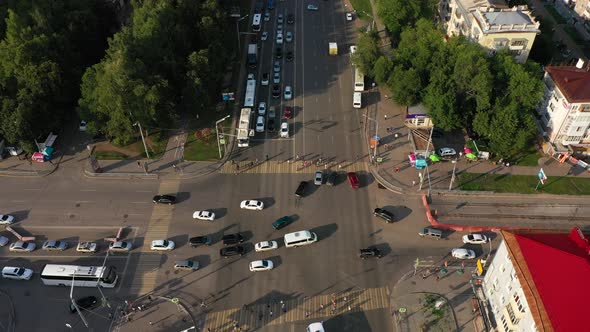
[189,235,212,247]
[286,51,293,62]
[295,181,307,197]
[222,233,245,245]
[220,245,245,257]
[287,14,294,24]
[272,85,281,98]
[359,248,382,259]
[275,47,283,59]
[374,208,395,223]
[326,171,338,186]
[272,216,292,230]
[152,194,176,205]
[268,119,276,132]
[69,296,99,313]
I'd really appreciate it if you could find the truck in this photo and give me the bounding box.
[329,42,338,55]
[237,108,253,147]
[247,44,258,68]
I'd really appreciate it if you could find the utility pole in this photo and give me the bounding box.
[133,121,150,160]
[449,159,458,191]
[216,115,231,159]
[235,15,249,54]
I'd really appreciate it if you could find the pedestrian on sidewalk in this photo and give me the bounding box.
[412,180,416,186]
[384,114,388,120]
[395,167,400,172]
[137,161,141,168]
[269,310,273,317]
[266,154,269,161]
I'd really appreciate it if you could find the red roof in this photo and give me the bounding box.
[514,232,590,331]
[546,66,590,103]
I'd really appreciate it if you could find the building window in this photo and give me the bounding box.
[511,39,527,47]
[509,49,522,56]
[513,293,526,313]
[549,102,556,112]
[501,265,506,273]
[581,104,590,112]
[501,315,512,332]
[506,304,520,325]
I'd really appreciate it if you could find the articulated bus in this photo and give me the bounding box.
[40,264,118,288]
[354,67,365,92]
[252,14,262,32]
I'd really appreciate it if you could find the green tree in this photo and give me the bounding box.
[373,55,394,85]
[377,0,437,42]
[353,30,380,77]
[388,66,422,105]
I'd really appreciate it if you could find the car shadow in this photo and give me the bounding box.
[371,242,392,257]
[210,208,228,219]
[383,205,412,221]
[311,223,338,241]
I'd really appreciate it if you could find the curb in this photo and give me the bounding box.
[83,168,159,180]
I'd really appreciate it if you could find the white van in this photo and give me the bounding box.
[353,92,362,108]
[284,230,317,248]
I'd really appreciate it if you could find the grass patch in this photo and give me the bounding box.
[510,146,542,166]
[543,5,567,24]
[183,132,220,161]
[350,0,372,20]
[92,151,129,160]
[458,173,590,195]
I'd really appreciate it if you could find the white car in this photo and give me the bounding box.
[280,121,289,138]
[451,248,476,260]
[255,241,278,252]
[76,242,98,253]
[438,147,457,157]
[2,267,33,280]
[249,259,274,272]
[273,72,280,84]
[109,241,132,253]
[261,73,269,85]
[286,31,293,43]
[307,322,325,332]
[151,240,175,251]
[256,116,265,133]
[462,233,489,244]
[261,31,268,41]
[307,4,318,10]
[264,12,270,21]
[0,214,15,225]
[0,236,9,247]
[193,210,215,221]
[174,260,199,271]
[277,14,283,24]
[284,86,292,100]
[276,33,283,44]
[240,200,264,210]
[346,13,353,21]
[258,102,267,116]
[9,241,36,253]
[273,61,281,72]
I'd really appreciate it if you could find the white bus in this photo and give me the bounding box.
[252,14,262,32]
[40,264,118,288]
[353,92,362,108]
[354,67,364,92]
[237,108,252,147]
[284,230,318,248]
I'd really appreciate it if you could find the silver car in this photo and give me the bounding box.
[42,240,68,251]
[9,241,36,252]
[314,171,323,185]
[109,241,132,253]
[174,260,199,271]
[273,61,281,73]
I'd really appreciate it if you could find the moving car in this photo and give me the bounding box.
[273,72,281,84]
[307,322,325,332]
[359,248,382,259]
[222,233,245,245]
[273,61,281,72]
[326,171,338,186]
[280,121,289,138]
[109,241,132,252]
[268,119,276,132]
[0,236,9,247]
[347,172,360,189]
[152,195,176,205]
[255,240,278,252]
[373,208,395,223]
[256,116,265,133]
[418,227,443,239]
[272,85,281,98]
[287,14,294,24]
[438,147,457,157]
[193,210,215,221]
[286,31,293,43]
[451,248,476,259]
[276,33,283,44]
[261,73,270,85]
[249,259,274,272]
[284,86,292,100]
[42,240,68,251]
[346,12,353,21]
[314,171,323,185]
[220,245,245,257]
[2,266,33,280]
[9,241,36,253]
[272,216,292,230]
[462,233,489,244]
[275,47,283,59]
[0,214,15,225]
[189,235,212,247]
[258,102,267,116]
[151,240,175,251]
[261,31,268,41]
[277,14,284,24]
[268,107,276,118]
[76,242,98,253]
[264,11,270,21]
[69,296,99,314]
[295,181,307,197]
[283,106,293,119]
[240,200,264,210]
[286,51,293,62]
[174,260,199,271]
[307,4,318,10]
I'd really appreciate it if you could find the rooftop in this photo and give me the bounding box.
[473,6,540,33]
[546,65,590,103]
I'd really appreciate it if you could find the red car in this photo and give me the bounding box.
[283,106,293,119]
[347,172,360,189]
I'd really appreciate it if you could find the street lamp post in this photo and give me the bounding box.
[235,15,249,54]
[360,10,375,31]
[216,115,231,159]
[133,121,150,160]
[449,159,458,191]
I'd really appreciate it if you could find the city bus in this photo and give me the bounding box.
[40,264,118,288]
[252,13,262,32]
[354,67,365,92]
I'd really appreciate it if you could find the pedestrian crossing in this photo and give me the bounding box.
[128,180,180,295]
[220,160,369,174]
[202,287,389,330]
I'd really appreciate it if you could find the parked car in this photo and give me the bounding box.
[0,214,15,225]
[261,73,270,85]
[9,241,35,253]
[174,260,199,271]
[76,242,98,253]
[222,233,245,245]
[189,235,212,247]
[249,259,274,272]
[284,86,292,100]
[0,236,9,247]
[109,241,132,252]
[2,266,33,280]
[418,227,443,239]
[283,106,293,119]
[462,233,489,244]
[272,216,292,230]
[346,12,353,21]
[152,195,176,205]
[451,248,476,259]
[359,248,382,259]
[314,171,323,185]
[220,245,245,257]
[373,208,395,223]
[347,172,360,189]
[438,147,457,158]
[193,210,215,221]
[295,181,307,197]
[240,200,264,210]
[42,240,68,251]
[307,322,325,332]
[326,171,338,186]
[255,240,278,252]
[151,240,175,251]
[69,296,99,314]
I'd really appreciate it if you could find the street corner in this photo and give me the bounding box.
[114,295,198,332]
[0,154,57,177]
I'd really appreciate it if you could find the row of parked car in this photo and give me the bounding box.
[419,226,491,260]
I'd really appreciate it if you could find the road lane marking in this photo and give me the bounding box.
[132,201,148,204]
[135,190,152,193]
[80,189,97,192]
[24,189,42,191]
[11,200,26,203]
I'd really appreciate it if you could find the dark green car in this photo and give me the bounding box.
[272,216,292,230]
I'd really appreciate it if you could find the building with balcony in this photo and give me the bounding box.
[481,228,590,332]
[445,1,539,63]
[537,60,590,153]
